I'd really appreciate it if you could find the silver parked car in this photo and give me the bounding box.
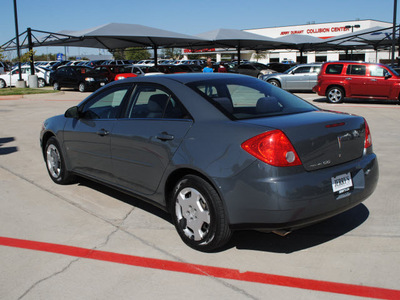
[40,73,378,251]
[262,63,322,91]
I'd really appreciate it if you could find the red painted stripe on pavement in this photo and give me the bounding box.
[0,95,21,100]
[0,236,399,300]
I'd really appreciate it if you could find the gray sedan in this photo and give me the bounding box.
[40,73,378,251]
[262,63,322,91]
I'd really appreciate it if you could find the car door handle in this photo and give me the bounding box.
[345,77,352,80]
[156,132,174,141]
[96,129,109,136]
[370,79,377,82]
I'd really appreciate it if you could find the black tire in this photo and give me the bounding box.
[44,137,75,184]
[326,86,344,103]
[0,79,6,89]
[170,175,232,251]
[38,78,46,88]
[78,82,86,92]
[53,81,60,90]
[268,79,281,88]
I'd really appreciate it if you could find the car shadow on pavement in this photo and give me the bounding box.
[313,97,400,105]
[227,203,369,253]
[77,177,172,224]
[76,177,369,253]
[0,137,18,155]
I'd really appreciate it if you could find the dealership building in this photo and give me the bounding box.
[184,19,393,64]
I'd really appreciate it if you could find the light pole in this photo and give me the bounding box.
[13,0,23,83]
[345,24,361,60]
[391,0,397,67]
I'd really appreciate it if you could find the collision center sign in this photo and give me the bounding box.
[280,26,351,39]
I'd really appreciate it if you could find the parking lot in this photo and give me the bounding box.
[0,89,399,300]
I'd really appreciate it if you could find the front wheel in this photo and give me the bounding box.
[326,86,344,103]
[268,79,281,88]
[170,175,232,252]
[0,79,6,88]
[45,137,75,184]
[38,78,46,88]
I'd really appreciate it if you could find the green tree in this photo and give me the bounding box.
[124,47,151,61]
[253,51,266,62]
[109,48,125,60]
[161,48,181,59]
[0,49,5,61]
[20,50,36,63]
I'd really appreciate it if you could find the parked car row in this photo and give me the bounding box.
[260,61,400,104]
[0,65,50,88]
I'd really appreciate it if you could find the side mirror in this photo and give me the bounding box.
[385,73,392,79]
[65,106,80,118]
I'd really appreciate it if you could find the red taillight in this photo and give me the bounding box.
[364,119,372,149]
[241,130,302,167]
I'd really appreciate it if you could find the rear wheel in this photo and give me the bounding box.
[268,79,281,88]
[45,137,75,184]
[78,82,86,92]
[0,79,6,88]
[53,81,60,90]
[170,175,232,252]
[326,86,344,103]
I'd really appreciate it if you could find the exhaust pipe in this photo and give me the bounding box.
[272,229,292,237]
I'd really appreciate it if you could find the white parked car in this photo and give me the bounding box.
[0,65,50,88]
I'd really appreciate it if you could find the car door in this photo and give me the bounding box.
[344,64,368,97]
[111,84,193,195]
[63,84,131,182]
[237,65,257,77]
[284,66,312,90]
[366,65,393,98]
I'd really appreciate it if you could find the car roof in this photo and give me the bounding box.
[106,73,252,87]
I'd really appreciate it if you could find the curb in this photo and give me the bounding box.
[0,91,65,100]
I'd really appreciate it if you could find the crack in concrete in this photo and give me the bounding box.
[16,207,134,299]
[1,164,258,299]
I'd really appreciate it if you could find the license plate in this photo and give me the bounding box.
[100,82,105,86]
[331,172,353,193]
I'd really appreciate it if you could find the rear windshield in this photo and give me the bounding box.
[186,77,317,120]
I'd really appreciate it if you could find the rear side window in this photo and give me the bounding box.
[325,64,343,74]
[187,77,317,120]
[346,65,366,76]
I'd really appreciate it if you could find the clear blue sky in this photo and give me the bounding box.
[1,0,398,57]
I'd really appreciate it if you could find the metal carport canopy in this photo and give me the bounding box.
[194,28,281,63]
[11,23,210,65]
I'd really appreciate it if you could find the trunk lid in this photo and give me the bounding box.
[240,110,366,171]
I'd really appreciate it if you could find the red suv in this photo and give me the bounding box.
[313,61,400,103]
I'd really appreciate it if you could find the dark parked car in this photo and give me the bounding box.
[50,66,108,92]
[41,73,378,251]
[177,64,203,72]
[313,61,400,103]
[235,62,276,78]
[93,65,128,82]
[266,62,297,73]
[156,65,187,74]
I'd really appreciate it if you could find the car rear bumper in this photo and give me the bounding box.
[216,152,378,230]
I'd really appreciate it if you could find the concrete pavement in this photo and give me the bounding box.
[0,90,399,300]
